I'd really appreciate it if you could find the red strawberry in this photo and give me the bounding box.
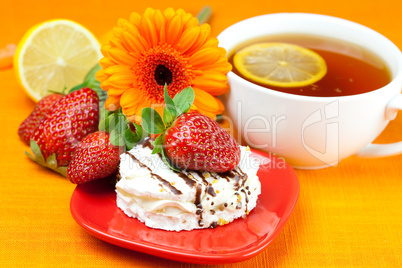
[141,86,241,173]
[26,88,99,175]
[67,131,123,184]
[164,112,241,172]
[18,93,63,145]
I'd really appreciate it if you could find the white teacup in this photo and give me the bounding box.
[218,13,402,169]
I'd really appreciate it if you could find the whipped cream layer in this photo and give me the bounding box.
[116,138,261,231]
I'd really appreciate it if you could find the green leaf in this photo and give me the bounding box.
[46,153,59,170]
[164,84,177,118]
[55,166,67,177]
[84,63,101,83]
[25,140,66,177]
[163,107,175,127]
[115,114,129,135]
[151,134,164,154]
[161,147,180,172]
[109,129,125,147]
[173,86,195,115]
[104,112,127,134]
[132,122,145,140]
[98,118,107,132]
[123,122,143,149]
[98,108,113,131]
[29,140,45,165]
[69,63,107,106]
[141,107,166,134]
[101,113,114,133]
[69,81,88,93]
[124,128,136,150]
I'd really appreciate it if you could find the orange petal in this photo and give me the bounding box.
[95,69,108,82]
[122,105,138,117]
[135,99,152,117]
[109,36,126,51]
[103,65,132,76]
[112,26,123,38]
[108,47,136,66]
[100,44,111,57]
[120,88,145,108]
[124,23,150,51]
[166,14,183,44]
[176,9,186,16]
[140,14,158,47]
[193,76,230,95]
[183,16,199,30]
[190,104,197,111]
[108,87,127,96]
[193,87,222,113]
[163,7,175,21]
[100,80,112,91]
[195,107,217,120]
[108,73,135,88]
[185,24,210,56]
[159,26,166,43]
[199,38,219,50]
[129,12,141,26]
[177,27,200,54]
[153,10,166,33]
[189,47,221,67]
[95,74,108,82]
[153,105,165,119]
[198,57,232,73]
[217,96,225,113]
[180,11,195,29]
[144,7,156,17]
[99,57,115,68]
[105,95,121,111]
[197,71,228,82]
[120,31,146,58]
[127,114,142,123]
[117,18,129,27]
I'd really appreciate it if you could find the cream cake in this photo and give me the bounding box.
[116,138,261,231]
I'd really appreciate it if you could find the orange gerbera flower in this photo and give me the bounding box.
[96,7,231,121]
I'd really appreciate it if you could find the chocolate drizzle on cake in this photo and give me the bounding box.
[152,173,182,195]
[125,152,182,195]
[206,186,216,197]
[122,138,255,229]
[194,184,203,209]
[177,172,196,187]
[139,138,154,150]
[218,167,248,190]
[194,171,209,185]
[241,189,249,203]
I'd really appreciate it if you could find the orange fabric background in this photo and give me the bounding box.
[1,0,402,267]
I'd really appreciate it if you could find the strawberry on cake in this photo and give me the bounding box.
[116,138,261,231]
[115,87,261,231]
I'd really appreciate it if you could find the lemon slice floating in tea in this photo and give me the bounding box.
[14,19,102,101]
[233,42,327,88]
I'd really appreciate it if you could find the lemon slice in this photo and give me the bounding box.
[14,19,102,101]
[233,42,327,88]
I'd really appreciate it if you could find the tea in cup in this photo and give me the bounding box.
[218,13,402,169]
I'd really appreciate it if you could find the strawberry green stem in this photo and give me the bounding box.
[196,6,212,25]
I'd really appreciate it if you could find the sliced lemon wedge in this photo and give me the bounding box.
[14,19,102,101]
[233,42,327,88]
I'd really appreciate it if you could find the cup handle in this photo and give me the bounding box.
[357,94,402,157]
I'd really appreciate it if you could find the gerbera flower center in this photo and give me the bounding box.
[136,44,194,103]
[154,64,173,86]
